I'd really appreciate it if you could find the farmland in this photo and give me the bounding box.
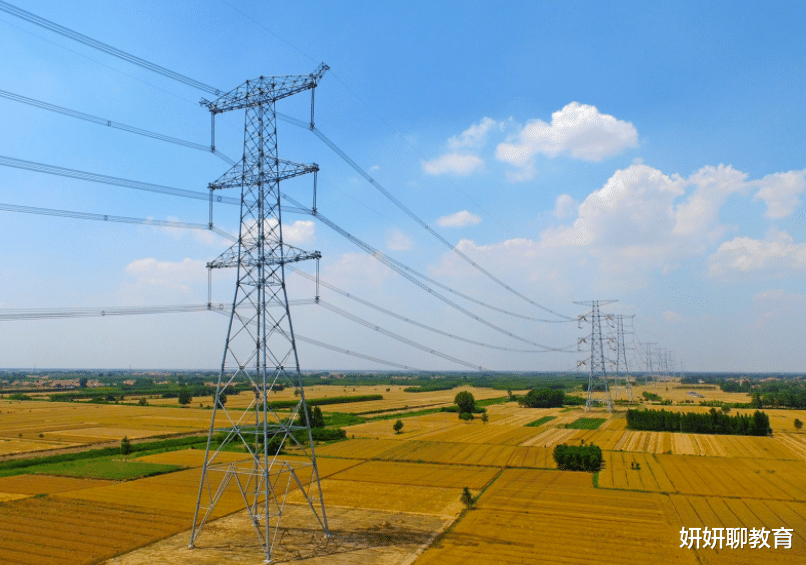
[0,378,804,563]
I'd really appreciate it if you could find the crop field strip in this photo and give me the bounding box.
[415,423,539,445]
[0,496,190,565]
[416,468,696,565]
[0,474,111,494]
[289,477,466,517]
[327,460,499,490]
[566,417,607,430]
[669,494,805,563]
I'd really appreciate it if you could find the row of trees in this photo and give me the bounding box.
[553,443,603,472]
[519,388,564,408]
[626,408,771,436]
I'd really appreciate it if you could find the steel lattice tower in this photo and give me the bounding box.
[190,63,330,563]
[610,314,634,402]
[576,300,616,412]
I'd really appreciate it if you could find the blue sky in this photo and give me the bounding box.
[0,1,804,372]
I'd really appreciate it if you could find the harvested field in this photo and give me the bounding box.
[517,427,577,447]
[291,478,465,517]
[0,496,190,565]
[506,445,555,468]
[0,474,111,495]
[670,494,805,563]
[314,438,403,460]
[102,505,451,565]
[329,460,499,490]
[415,421,539,445]
[416,468,695,565]
[652,455,806,500]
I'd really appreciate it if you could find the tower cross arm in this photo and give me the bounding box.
[209,159,318,191]
[200,63,329,113]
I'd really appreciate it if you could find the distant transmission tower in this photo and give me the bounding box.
[609,314,634,402]
[190,64,330,562]
[576,300,616,412]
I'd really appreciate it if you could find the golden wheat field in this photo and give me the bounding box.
[1,384,804,564]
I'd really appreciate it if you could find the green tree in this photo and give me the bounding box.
[178,388,193,406]
[460,411,474,422]
[120,436,132,461]
[312,406,325,428]
[217,392,227,407]
[138,398,148,406]
[78,377,88,388]
[481,412,489,424]
[460,487,474,509]
[454,391,475,414]
[393,419,404,434]
[751,392,763,409]
[794,418,803,431]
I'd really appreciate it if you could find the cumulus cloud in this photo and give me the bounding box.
[753,169,806,218]
[431,162,806,295]
[708,228,806,278]
[422,153,485,176]
[386,229,414,251]
[423,118,501,177]
[281,219,316,245]
[124,258,206,293]
[495,102,638,180]
[553,194,577,218]
[437,210,482,228]
[447,117,501,150]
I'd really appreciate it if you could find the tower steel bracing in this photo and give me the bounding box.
[576,300,617,412]
[190,63,330,563]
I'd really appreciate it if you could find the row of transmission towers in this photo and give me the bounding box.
[576,301,677,411]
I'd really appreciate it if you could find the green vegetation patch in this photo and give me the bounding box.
[554,443,603,472]
[566,417,606,430]
[265,394,383,409]
[323,412,367,427]
[23,457,181,480]
[526,416,556,428]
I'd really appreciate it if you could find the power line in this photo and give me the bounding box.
[3,0,574,323]
[278,112,575,321]
[0,1,223,95]
[285,194,569,352]
[0,88,235,165]
[0,202,236,241]
[0,304,226,321]
[316,299,486,371]
[289,267,561,353]
[0,154,236,204]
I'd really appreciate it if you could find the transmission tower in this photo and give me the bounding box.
[190,63,330,562]
[642,342,657,386]
[576,300,616,412]
[609,314,634,402]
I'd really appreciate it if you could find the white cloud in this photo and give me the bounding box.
[281,219,316,245]
[423,118,501,177]
[386,229,414,251]
[124,258,206,293]
[553,194,577,218]
[542,164,685,249]
[422,153,485,176]
[708,228,806,278]
[448,117,501,150]
[437,210,482,228]
[495,102,638,180]
[673,164,748,239]
[753,169,806,219]
[663,310,684,322]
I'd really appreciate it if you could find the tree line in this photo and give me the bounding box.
[626,408,771,436]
